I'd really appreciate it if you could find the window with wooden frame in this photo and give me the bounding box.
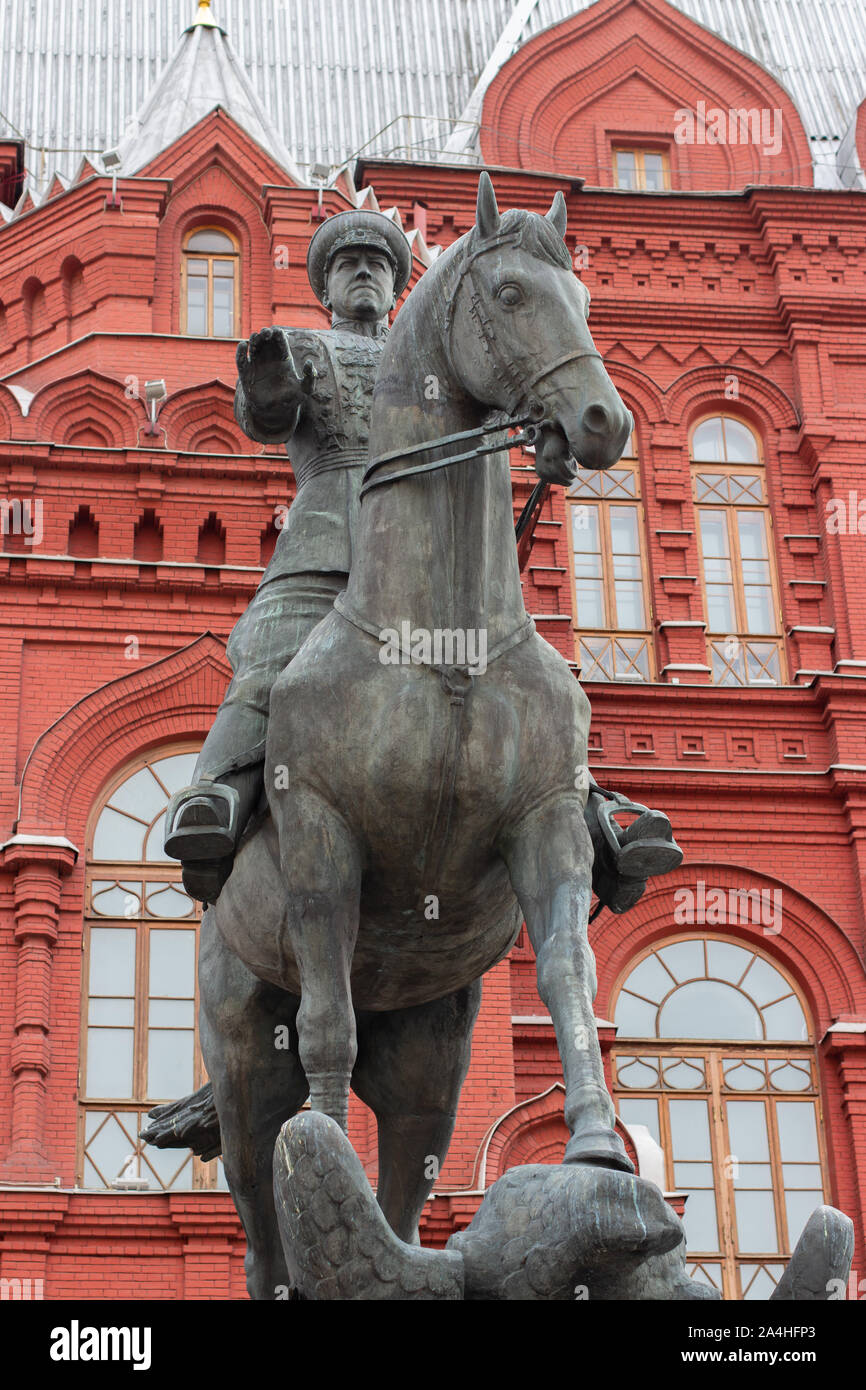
[691,416,784,686]
[612,936,828,1301]
[181,227,240,338]
[566,432,653,681]
[79,749,227,1192]
[613,148,671,191]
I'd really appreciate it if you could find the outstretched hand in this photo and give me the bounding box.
[236,327,317,418]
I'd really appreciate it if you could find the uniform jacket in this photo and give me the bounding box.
[234,323,388,582]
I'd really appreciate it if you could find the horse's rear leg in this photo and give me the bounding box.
[501,801,633,1173]
[276,791,361,1132]
[199,919,308,1300]
[352,982,481,1243]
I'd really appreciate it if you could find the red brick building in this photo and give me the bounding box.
[1,0,865,1301]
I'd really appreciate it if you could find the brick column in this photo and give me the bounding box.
[263,186,343,324]
[169,1197,239,1300]
[0,1193,68,1298]
[827,724,866,956]
[822,1023,866,1272]
[0,835,77,1182]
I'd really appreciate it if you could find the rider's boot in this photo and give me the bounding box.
[584,774,683,915]
[164,768,260,905]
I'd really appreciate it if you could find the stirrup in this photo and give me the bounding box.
[164,784,240,862]
[586,776,683,917]
[596,795,683,882]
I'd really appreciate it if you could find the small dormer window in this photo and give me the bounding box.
[181,228,239,337]
[613,149,670,191]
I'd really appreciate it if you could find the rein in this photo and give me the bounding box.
[359,409,545,499]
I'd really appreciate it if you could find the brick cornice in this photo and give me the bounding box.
[167,1195,244,1242]
[0,837,78,876]
[0,1192,69,1236]
[0,178,170,257]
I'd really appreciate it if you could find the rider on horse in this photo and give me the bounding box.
[164,209,413,903]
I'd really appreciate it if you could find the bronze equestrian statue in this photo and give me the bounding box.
[149,200,680,1168]
[149,179,687,1298]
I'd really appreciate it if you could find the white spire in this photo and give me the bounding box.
[443,0,544,158]
[104,2,307,184]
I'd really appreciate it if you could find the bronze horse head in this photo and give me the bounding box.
[445,173,633,479]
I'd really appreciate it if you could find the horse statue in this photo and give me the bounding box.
[197,174,646,1299]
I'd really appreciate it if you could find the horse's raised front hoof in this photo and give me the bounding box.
[564,1128,635,1174]
[273,1111,464,1301]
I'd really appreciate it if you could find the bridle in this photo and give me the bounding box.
[360,224,602,501]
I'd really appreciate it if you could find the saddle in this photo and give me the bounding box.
[585,774,683,918]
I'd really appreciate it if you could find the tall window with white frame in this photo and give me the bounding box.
[691,415,784,686]
[611,935,828,1301]
[566,430,653,681]
[79,749,227,1192]
[181,227,240,338]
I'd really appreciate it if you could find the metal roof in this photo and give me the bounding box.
[1,0,864,204]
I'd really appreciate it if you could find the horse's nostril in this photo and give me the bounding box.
[583,403,611,434]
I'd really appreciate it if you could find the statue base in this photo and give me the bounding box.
[272,1111,846,1301]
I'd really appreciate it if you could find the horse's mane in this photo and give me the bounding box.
[476,208,573,271]
[428,206,572,289]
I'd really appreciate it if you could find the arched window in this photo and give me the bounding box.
[612,935,828,1300]
[566,429,653,681]
[691,416,784,685]
[181,227,239,338]
[80,749,227,1192]
[60,255,86,319]
[22,275,46,335]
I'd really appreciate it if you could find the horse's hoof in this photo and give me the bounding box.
[273,1111,464,1300]
[564,1129,635,1174]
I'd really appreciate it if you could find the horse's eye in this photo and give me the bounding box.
[497,284,523,307]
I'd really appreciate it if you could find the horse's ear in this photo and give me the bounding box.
[545,190,567,238]
[476,172,501,239]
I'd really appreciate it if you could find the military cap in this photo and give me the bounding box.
[307,209,412,305]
